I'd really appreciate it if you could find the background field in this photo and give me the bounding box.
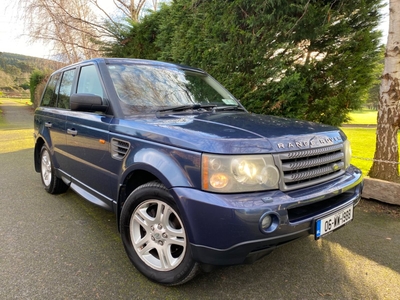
[343,110,400,176]
[341,127,377,176]
[346,110,377,124]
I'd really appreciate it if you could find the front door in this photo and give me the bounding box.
[64,64,115,208]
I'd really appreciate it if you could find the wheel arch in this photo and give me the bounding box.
[115,156,192,230]
[116,166,177,231]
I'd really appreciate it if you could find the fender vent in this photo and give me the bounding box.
[111,138,130,160]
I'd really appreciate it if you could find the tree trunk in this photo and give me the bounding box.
[368,0,400,182]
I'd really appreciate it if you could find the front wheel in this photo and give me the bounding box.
[120,181,198,285]
[40,146,68,194]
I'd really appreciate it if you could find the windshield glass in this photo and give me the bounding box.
[107,64,238,114]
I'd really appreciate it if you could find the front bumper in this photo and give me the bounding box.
[171,165,363,266]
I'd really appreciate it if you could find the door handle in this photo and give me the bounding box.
[67,128,78,136]
[45,122,52,128]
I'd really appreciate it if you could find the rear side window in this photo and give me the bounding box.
[57,69,76,109]
[41,73,61,107]
[77,65,104,98]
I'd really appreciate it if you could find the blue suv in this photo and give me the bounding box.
[34,58,363,285]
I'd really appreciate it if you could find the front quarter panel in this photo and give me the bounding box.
[121,143,202,189]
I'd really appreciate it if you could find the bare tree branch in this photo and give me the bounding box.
[17,0,164,63]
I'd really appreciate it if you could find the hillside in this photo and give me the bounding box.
[0,52,61,98]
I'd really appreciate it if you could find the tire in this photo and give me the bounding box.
[40,146,68,194]
[120,181,199,285]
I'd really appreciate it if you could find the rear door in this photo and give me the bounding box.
[35,72,67,168]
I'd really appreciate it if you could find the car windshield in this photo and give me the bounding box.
[107,63,239,115]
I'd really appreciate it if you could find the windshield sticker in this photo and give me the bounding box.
[222,99,237,105]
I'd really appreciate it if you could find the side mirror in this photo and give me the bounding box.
[70,93,108,112]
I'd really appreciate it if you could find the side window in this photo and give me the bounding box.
[57,69,76,109]
[77,65,104,98]
[41,73,61,107]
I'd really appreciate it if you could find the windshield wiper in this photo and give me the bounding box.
[157,104,217,113]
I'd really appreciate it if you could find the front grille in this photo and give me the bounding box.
[275,144,345,191]
[111,138,130,160]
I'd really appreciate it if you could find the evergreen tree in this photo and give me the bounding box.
[30,69,49,107]
[108,0,383,126]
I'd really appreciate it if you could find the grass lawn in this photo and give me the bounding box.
[0,97,32,104]
[0,97,32,108]
[342,128,400,176]
[342,110,400,176]
[346,110,377,124]
[343,110,377,175]
[341,127,376,176]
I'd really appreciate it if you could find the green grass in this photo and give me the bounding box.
[346,110,377,124]
[342,127,400,176]
[0,97,32,105]
[343,110,400,176]
[341,128,376,175]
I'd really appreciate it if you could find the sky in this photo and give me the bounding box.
[0,1,390,60]
[0,0,117,59]
[0,2,54,58]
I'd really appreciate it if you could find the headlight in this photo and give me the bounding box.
[202,154,280,193]
[343,139,352,169]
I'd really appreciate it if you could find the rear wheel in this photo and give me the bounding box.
[40,146,68,194]
[120,181,198,285]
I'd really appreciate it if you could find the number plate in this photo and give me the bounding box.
[315,205,354,239]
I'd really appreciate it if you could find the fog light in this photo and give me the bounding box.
[259,212,279,233]
[261,215,272,229]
